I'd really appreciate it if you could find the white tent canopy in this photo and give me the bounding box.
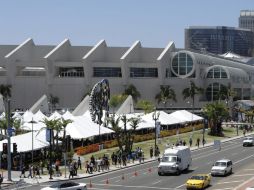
[66,115,113,139]
[0,129,49,153]
[169,110,203,123]
[62,110,74,120]
[141,111,183,126]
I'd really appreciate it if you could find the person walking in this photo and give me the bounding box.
[69,163,74,179]
[150,147,153,158]
[196,137,200,148]
[202,138,206,147]
[189,138,193,147]
[20,166,26,178]
[27,165,33,178]
[77,157,82,170]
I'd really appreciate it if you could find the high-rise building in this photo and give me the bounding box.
[239,10,254,31]
[185,26,254,56]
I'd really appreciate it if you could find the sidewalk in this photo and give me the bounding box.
[1,132,252,187]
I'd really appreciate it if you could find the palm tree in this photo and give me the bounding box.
[60,118,73,151]
[203,101,229,136]
[182,81,204,113]
[0,84,11,102]
[123,84,141,103]
[136,99,154,114]
[126,116,141,152]
[109,94,127,114]
[40,118,60,154]
[107,115,123,151]
[155,85,176,109]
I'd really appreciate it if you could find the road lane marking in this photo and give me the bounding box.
[217,180,244,184]
[212,188,233,190]
[193,145,242,160]
[244,168,254,170]
[175,183,185,189]
[232,174,254,177]
[234,154,254,164]
[152,180,161,185]
[94,183,183,189]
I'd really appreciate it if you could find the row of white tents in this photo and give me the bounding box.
[0,109,203,153]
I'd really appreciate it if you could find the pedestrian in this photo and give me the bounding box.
[150,146,153,158]
[189,138,193,147]
[69,163,74,179]
[27,165,33,178]
[0,174,3,189]
[20,166,26,178]
[35,165,41,179]
[243,128,246,136]
[78,157,82,170]
[40,161,44,175]
[183,140,186,146]
[196,137,200,148]
[202,138,206,147]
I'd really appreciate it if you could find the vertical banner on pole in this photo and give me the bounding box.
[46,128,51,142]
[156,121,161,138]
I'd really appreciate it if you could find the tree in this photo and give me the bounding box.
[59,118,73,151]
[107,115,123,151]
[136,99,154,114]
[182,80,203,113]
[0,84,11,102]
[109,94,127,114]
[203,101,229,136]
[39,118,61,159]
[125,116,141,152]
[155,85,176,109]
[49,94,59,112]
[123,84,141,103]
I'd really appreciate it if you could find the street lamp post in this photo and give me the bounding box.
[49,128,53,179]
[152,108,160,157]
[7,99,11,181]
[29,117,37,164]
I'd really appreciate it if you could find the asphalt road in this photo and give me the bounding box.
[8,136,254,190]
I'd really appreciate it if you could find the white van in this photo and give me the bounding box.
[158,146,192,175]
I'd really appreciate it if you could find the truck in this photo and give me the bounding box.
[158,146,192,175]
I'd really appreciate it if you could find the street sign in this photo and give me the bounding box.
[7,128,15,137]
[46,129,51,142]
[214,140,221,151]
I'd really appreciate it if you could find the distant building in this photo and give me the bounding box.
[0,38,254,112]
[239,10,254,32]
[185,26,254,56]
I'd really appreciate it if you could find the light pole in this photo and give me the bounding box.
[49,128,53,179]
[7,99,11,181]
[29,117,37,164]
[152,108,160,157]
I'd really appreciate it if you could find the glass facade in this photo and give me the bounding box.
[171,52,193,76]
[130,68,158,78]
[206,67,228,79]
[206,83,227,101]
[59,67,84,77]
[185,26,254,56]
[93,67,122,77]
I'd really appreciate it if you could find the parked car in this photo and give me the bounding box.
[41,181,87,190]
[243,136,254,146]
[211,159,233,176]
[246,187,254,190]
[186,174,211,190]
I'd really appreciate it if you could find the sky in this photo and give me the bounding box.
[0,0,253,48]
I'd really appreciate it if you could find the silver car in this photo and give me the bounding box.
[41,181,87,190]
[211,159,233,176]
[243,137,254,147]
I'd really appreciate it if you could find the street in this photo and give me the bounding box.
[7,136,254,190]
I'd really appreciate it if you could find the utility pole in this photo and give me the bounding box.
[7,99,11,181]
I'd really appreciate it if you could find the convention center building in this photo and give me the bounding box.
[0,38,254,111]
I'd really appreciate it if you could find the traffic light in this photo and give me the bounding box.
[13,143,17,154]
[3,143,7,154]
